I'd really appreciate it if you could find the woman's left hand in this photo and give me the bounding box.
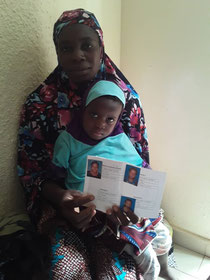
[106,205,139,227]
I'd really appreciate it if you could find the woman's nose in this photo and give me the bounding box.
[71,48,85,61]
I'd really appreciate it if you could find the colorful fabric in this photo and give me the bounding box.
[53,9,104,49]
[50,227,143,280]
[120,220,157,256]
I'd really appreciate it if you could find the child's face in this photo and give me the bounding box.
[83,96,122,140]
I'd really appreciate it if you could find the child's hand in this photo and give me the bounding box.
[106,205,138,227]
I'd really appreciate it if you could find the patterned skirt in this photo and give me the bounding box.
[38,205,170,279]
[49,228,144,280]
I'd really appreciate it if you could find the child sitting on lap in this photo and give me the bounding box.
[50,80,173,280]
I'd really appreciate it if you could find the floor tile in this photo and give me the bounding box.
[174,244,203,277]
[196,256,210,280]
[173,227,209,257]
[158,267,199,279]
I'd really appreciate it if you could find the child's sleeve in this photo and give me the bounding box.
[52,131,71,169]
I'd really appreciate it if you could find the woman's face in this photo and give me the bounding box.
[57,24,102,84]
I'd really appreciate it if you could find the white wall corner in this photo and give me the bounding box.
[173,225,210,257]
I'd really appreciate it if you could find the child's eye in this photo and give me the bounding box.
[90,113,98,118]
[107,117,115,123]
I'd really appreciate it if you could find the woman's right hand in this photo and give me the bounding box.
[59,190,96,229]
[42,181,96,230]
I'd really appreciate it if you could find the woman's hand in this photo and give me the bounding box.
[42,181,96,230]
[59,190,96,229]
[106,205,139,227]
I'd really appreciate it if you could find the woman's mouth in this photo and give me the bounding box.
[69,68,90,75]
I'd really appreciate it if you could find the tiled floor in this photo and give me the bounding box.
[158,244,210,280]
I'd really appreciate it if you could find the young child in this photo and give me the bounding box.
[50,80,173,280]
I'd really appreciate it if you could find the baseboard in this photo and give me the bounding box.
[172,225,210,257]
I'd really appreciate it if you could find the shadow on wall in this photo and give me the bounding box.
[0,2,57,216]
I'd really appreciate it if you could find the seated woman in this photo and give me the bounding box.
[18,9,173,279]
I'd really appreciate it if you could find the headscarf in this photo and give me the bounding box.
[53,9,104,48]
[53,8,127,86]
[85,80,125,108]
[67,80,125,145]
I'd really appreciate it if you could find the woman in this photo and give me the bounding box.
[18,9,172,279]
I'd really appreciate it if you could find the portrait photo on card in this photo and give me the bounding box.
[120,196,136,212]
[87,159,102,179]
[123,165,140,186]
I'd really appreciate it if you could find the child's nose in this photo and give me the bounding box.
[96,118,106,129]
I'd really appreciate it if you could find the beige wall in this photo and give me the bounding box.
[121,0,210,241]
[0,0,121,216]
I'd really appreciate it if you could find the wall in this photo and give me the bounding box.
[0,0,121,216]
[121,0,210,250]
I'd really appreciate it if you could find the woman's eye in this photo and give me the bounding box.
[82,42,93,51]
[61,46,73,53]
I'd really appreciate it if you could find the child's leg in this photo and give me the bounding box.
[124,243,160,280]
[157,253,176,280]
[152,222,176,280]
